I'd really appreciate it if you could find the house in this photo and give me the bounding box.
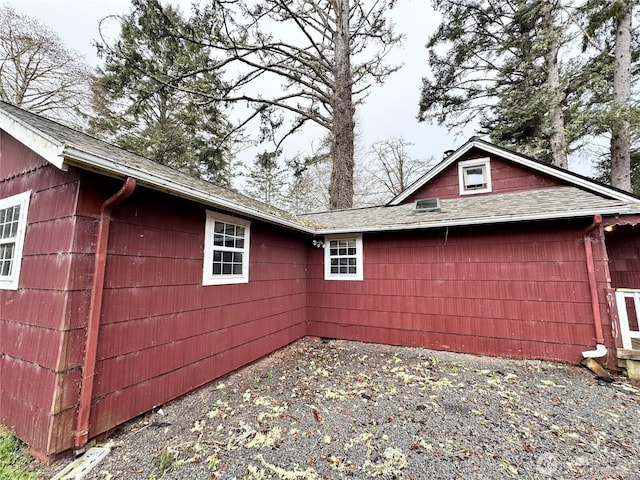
[1,101,639,462]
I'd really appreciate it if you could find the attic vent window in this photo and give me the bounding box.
[458,158,492,195]
[414,198,441,213]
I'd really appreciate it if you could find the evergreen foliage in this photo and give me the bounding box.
[90,0,233,184]
[245,151,289,208]
[420,0,638,189]
[419,0,578,165]
[93,0,401,209]
[595,149,640,194]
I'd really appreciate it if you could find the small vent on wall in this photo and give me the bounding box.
[414,198,441,213]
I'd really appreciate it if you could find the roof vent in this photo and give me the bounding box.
[414,198,441,213]
[443,149,455,159]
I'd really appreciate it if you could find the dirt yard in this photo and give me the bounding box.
[40,338,640,479]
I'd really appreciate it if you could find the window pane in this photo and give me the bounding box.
[213,234,224,246]
[225,236,235,247]
[465,166,486,188]
[0,206,20,240]
[233,264,243,275]
[214,222,225,234]
[212,263,222,275]
[236,226,244,238]
[0,259,11,276]
[233,252,242,263]
[236,238,244,248]
[213,251,222,262]
[223,251,233,262]
[0,243,14,276]
[222,263,232,274]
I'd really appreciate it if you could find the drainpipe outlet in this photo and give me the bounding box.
[581,343,607,359]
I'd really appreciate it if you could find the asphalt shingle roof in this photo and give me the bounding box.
[0,100,309,231]
[302,186,640,233]
[2,101,639,235]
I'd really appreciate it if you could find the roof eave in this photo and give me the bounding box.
[0,109,66,170]
[62,146,315,234]
[314,206,631,235]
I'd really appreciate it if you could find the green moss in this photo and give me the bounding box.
[0,428,40,480]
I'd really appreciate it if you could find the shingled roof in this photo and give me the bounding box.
[302,186,640,234]
[0,100,314,233]
[2,101,639,235]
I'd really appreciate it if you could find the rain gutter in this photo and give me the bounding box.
[74,177,136,448]
[581,214,607,359]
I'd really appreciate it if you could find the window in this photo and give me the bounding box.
[203,211,250,285]
[324,234,363,281]
[458,158,492,194]
[0,191,31,290]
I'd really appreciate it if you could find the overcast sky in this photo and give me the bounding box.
[5,0,484,169]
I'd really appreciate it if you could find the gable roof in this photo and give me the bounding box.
[388,137,640,205]
[2,102,639,236]
[0,101,315,234]
[303,186,640,234]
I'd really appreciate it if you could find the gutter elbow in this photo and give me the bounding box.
[581,343,607,359]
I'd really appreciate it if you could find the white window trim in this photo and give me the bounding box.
[458,158,492,195]
[324,234,363,281]
[203,211,250,285]
[0,191,31,290]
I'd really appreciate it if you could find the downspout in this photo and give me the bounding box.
[74,177,136,449]
[581,214,607,359]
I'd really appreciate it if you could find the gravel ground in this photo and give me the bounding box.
[40,338,640,480]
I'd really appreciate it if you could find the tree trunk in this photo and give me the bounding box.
[610,0,632,191]
[543,1,567,169]
[328,0,355,210]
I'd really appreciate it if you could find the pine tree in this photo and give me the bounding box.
[245,151,289,208]
[90,1,233,184]
[579,0,638,191]
[99,0,401,210]
[419,0,578,167]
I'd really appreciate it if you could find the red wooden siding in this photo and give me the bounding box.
[307,221,612,363]
[3,128,633,462]
[404,149,564,203]
[84,182,308,439]
[605,225,640,289]
[0,131,88,457]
